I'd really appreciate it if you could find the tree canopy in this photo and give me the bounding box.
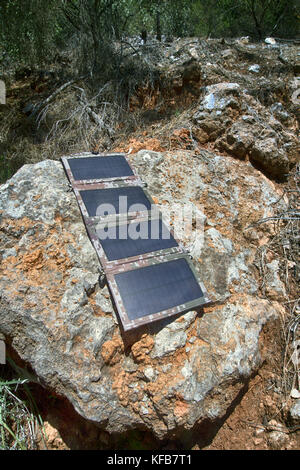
[0,0,299,67]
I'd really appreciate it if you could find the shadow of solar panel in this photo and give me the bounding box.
[114,257,204,321]
[96,218,178,261]
[79,186,152,217]
[68,155,134,181]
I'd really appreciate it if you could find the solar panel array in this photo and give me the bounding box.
[61,152,210,331]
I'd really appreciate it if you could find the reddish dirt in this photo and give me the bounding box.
[114,137,166,154]
[201,319,300,450]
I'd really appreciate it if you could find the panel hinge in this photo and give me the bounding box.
[98,267,107,288]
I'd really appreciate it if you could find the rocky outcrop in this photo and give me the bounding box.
[124,37,299,181]
[279,47,300,74]
[192,82,298,179]
[0,151,288,440]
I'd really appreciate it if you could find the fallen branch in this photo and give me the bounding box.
[75,86,104,128]
[120,39,140,56]
[31,76,86,119]
[73,84,114,137]
[246,210,300,229]
[244,420,300,434]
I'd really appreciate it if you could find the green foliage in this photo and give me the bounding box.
[191,0,300,39]
[217,0,300,39]
[0,0,61,64]
[131,0,191,37]
[0,0,298,72]
[0,155,13,184]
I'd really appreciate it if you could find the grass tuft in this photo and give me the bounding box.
[0,357,46,450]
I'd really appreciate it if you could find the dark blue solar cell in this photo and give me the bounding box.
[96,218,178,261]
[114,257,204,320]
[79,186,152,217]
[68,155,134,181]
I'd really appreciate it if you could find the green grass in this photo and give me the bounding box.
[0,357,46,450]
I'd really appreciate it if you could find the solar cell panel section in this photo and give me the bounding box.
[107,254,210,331]
[74,183,154,223]
[61,152,140,185]
[88,214,183,270]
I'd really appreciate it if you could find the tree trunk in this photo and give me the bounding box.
[156,10,161,41]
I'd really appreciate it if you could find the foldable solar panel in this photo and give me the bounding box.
[61,152,140,185]
[88,214,183,270]
[60,152,210,332]
[107,254,210,331]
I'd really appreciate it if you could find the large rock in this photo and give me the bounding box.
[131,149,287,301]
[192,83,241,144]
[192,83,298,178]
[290,400,300,423]
[279,46,300,74]
[0,154,287,439]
